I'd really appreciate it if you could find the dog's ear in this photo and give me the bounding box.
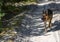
[43,10,46,14]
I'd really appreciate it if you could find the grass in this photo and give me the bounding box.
[0,13,25,33]
[0,12,5,27]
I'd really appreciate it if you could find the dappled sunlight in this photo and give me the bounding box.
[0,1,60,42]
[15,3,60,37]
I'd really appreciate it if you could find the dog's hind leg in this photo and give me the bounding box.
[48,18,52,28]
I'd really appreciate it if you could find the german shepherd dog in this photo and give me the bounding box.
[42,9,53,32]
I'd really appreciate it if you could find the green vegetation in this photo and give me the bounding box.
[0,0,37,35]
[0,13,5,33]
[0,12,5,26]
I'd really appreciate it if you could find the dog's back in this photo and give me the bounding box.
[48,9,53,17]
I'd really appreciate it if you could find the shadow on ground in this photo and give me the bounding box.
[15,3,60,37]
[48,20,60,32]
